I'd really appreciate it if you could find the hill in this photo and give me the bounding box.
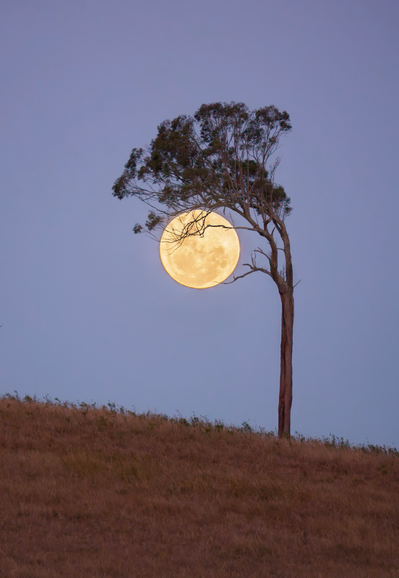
[0,391,398,577]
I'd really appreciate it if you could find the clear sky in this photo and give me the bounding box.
[1,0,398,449]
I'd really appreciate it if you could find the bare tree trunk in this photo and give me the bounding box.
[278,291,294,439]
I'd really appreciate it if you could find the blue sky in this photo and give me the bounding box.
[1,0,398,449]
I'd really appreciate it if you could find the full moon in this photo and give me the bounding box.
[159,210,240,289]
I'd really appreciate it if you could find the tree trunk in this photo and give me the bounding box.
[278,291,294,439]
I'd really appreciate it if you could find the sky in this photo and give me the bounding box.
[1,0,398,450]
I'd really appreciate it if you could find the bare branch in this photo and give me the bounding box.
[223,264,272,284]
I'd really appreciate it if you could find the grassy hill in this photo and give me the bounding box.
[0,391,398,578]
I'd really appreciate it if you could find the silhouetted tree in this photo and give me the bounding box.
[112,102,299,439]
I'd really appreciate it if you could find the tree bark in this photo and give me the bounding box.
[278,290,294,439]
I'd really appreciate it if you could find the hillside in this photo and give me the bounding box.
[0,392,398,578]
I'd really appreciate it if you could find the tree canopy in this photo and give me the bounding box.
[113,102,290,222]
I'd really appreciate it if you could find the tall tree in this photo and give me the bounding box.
[112,102,299,439]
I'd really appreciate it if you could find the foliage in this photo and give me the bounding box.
[113,101,292,233]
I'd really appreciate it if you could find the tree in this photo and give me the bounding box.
[112,101,299,439]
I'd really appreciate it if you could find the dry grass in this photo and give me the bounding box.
[0,391,398,578]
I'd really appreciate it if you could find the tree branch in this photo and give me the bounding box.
[223,264,272,284]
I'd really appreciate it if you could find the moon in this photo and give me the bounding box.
[159,210,240,289]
